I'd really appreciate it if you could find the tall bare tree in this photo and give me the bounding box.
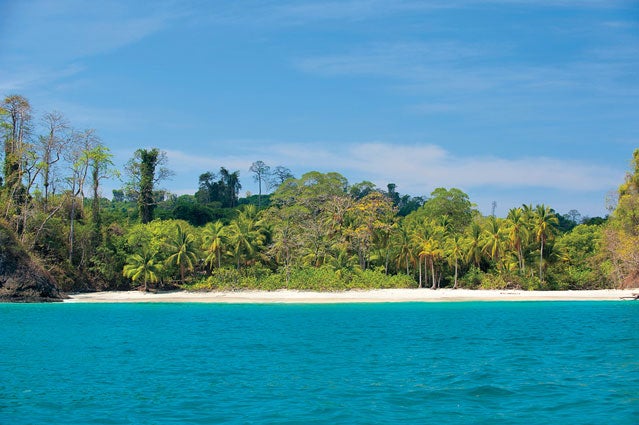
[39,111,69,211]
[249,160,270,208]
[66,129,98,264]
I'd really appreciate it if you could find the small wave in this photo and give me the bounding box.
[466,385,516,397]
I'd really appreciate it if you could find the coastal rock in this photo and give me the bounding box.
[0,222,63,302]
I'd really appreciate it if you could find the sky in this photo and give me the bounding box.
[0,0,637,218]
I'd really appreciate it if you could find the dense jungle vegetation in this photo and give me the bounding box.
[2,95,638,292]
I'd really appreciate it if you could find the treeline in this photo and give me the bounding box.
[1,94,637,291]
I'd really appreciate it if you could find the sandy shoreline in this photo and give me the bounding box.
[64,289,639,304]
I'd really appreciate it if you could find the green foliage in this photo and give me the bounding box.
[138,148,159,224]
[419,188,475,233]
[184,265,417,291]
[459,267,542,290]
[349,270,417,289]
[3,94,635,292]
[123,249,163,291]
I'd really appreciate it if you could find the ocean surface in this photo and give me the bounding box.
[1,301,637,424]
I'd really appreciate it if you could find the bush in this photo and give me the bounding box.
[459,267,542,290]
[184,266,418,291]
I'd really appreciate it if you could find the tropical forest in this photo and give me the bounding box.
[2,95,638,293]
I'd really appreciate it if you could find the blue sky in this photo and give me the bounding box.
[1,0,637,217]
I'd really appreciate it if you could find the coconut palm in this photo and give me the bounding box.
[533,204,559,281]
[465,221,483,268]
[123,249,163,291]
[202,220,226,270]
[482,216,506,271]
[506,207,529,273]
[445,234,464,288]
[414,221,444,289]
[226,205,266,269]
[165,224,199,284]
[423,237,444,289]
[393,222,416,276]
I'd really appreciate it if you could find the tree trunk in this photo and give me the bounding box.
[453,261,458,289]
[69,196,75,265]
[430,258,436,289]
[539,239,544,281]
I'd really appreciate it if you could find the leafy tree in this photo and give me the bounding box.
[269,165,294,190]
[346,191,397,271]
[265,204,305,283]
[604,149,639,287]
[1,94,32,206]
[386,183,401,206]
[420,188,475,233]
[220,167,241,208]
[349,181,377,200]
[125,148,172,224]
[195,171,217,204]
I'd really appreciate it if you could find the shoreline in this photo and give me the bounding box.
[63,289,639,304]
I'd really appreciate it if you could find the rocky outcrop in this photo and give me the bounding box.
[0,222,63,302]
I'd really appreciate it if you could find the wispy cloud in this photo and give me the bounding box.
[0,0,186,92]
[204,0,627,26]
[163,141,621,196]
[295,37,639,113]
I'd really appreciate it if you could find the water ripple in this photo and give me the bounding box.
[1,301,637,424]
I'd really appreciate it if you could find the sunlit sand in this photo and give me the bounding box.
[64,289,639,304]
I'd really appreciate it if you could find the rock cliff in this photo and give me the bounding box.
[0,222,63,302]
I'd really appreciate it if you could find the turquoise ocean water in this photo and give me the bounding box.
[1,301,637,424]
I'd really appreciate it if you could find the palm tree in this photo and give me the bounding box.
[165,224,199,284]
[202,220,226,270]
[123,249,163,291]
[506,207,529,273]
[465,221,483,268]
[414,221,444,289]
[393,222,415,276]
[423,238,444,289]
[445,234,464,288]
[226,205,265,269]
[533,204,559,281]
[482,216,506,271]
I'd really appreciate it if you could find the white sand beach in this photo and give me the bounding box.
[64,289,639,303]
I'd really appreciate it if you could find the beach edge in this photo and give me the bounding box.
[63,289,639,304]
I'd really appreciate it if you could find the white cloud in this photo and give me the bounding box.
[339,143,621,193]
[163,142,621,196]
[163,149,253,175]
